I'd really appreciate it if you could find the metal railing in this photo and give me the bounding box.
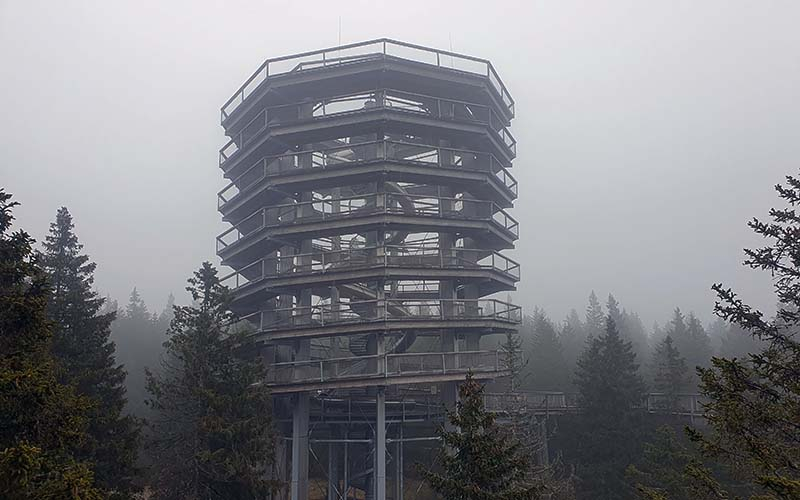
[218,88,516,167]
[221,38,514,122]
[484,391,707,417]
[217,140,517,208]
[266,349,505,386]
[219,245,520,291]
[239,298,522,332]
[216,193,519,252]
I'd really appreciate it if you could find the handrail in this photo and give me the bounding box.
[483,391,708,416]
[217,140,517,209]
[216,193,519,252]
[221,38,514,122]
[218,87,516,167]
[219,245,520,291]
[238,298,522,333]
[265,349,506,385]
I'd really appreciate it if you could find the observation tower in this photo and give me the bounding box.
[217,39,520,500]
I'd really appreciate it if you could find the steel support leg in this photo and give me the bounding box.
[291,392,309,500]
[376,387,386,500]
[328,439,339,500]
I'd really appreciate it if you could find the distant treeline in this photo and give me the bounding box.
[517,291,764,394]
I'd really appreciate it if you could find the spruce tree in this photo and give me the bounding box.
[664,309,711,384]
[146,262,278,499]
[685,312,712,372]
[585,291,605,339]
[608,294,649,371]
[622,309,650,371]
[419,373,545,500]
[687,174,800,498]
[524,310,569,391]
[0,190,102,499]
[112,288,162,416]
[570,317,648,499]
[717,321,764,360]
[626,427,724,500]
[560,309,586,376]
[499,331,526,392]
[39,207,140,495]
[650,336,690,413]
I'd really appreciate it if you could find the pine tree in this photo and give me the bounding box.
[687,174,800,499]
[524,310,569,391]
[569,317,648,499]
[585,291,605,339]
[39,207,141,495]
[650,336,690,413]
[146,262,279,499]
[0,190,102,499]
[419,373,545,500]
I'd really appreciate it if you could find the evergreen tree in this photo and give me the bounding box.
[524,309,569,391]
[626,427,723,500]
[608,294,649,372]
[146,262,278,499]
[607,294,624,329]
[112,288,163,416]
[622,309,650,372]
[569,317,648,499]
[688,174,800,499]
[0,190,102,499]
[419,373,545,500]
[651,321,666,347]
[584,291,605,339]
[39,207,140,495]
[500,331,526,392]
[560,309,586,375]
[717,322,764,360]
[650,336,690,412]
[685,312,712,372]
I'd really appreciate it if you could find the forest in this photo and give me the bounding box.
[1,173,798,499]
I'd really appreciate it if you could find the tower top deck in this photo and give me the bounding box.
[221,38,515,125]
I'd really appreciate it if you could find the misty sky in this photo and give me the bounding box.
[2,0,798,328]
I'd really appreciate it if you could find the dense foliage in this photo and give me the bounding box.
[419,373,545,500]
[688,175,800,499]
[145,262,279,500]
[39,207,141,496]
[0,191,101,499]
[568,318,648,499]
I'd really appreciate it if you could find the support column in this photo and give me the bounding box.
[395,425,404,500]
[375,387,387,500]
[343,428,350,500]
[291,392,309,500]
[328,439,339,500]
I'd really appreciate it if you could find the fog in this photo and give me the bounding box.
[2,0,798,326]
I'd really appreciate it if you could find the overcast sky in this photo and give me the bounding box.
[2,0,798,327]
